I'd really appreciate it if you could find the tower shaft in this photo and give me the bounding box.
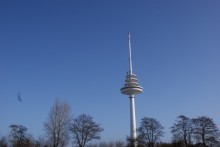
[130,95,137,140]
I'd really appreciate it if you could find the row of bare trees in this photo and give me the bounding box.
[0,99,103,147]
[43,99,104,147]
[1,99,220,147]
[171,115,219,147]
[86,115,220,147]
[135,115,220,147]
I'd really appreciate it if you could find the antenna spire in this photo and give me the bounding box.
[128,32,133,75]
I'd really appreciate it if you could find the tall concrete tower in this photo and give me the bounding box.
[120,33,143,147]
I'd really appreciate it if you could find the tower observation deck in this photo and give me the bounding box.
[120,33,143,147]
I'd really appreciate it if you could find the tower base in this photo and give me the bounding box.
[127,137,137,147]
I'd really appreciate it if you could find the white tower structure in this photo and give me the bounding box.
[120,33,143,146]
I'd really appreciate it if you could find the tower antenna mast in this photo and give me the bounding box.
[128,32,133,75]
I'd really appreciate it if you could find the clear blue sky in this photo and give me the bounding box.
[0,0,220,143]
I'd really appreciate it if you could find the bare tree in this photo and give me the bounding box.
[36,135,49,147]
[192,116,219,147]
[0,136,8,147]
[138,117,164,147]
[44,98,71,147]
[9,124,19,146]
[115,140,125,147]
[171,115,192,147]
[70,114,104,147]
[9,124,34,147]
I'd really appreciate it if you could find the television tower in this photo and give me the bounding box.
[120,33,143,147]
